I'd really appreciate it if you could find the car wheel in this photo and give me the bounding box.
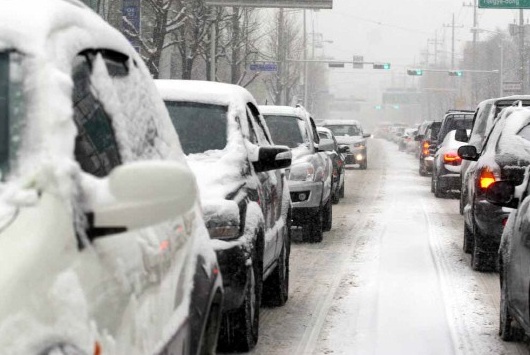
[431,171,435,193]
[332,189,340,204]
[471,227,497,272]
[463,222,473,254]
[419,163,427,176]
[304,207,323,243]
[339,181,345,198]
[434,174,444,198]
[323,199,332,232]
[218,242,262,352]
[459,186,466,215]
[262,237,289,307]
[360,160,368,170]
[499,273,524,341]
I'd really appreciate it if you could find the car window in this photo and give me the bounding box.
[264,115,304,148]
[324,125,361,136]
[247,104,270,145]
[72,55,121,177]
[468,104,492,150]
[164,101,228,155]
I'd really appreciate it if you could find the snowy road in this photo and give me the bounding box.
[246,138,530,355]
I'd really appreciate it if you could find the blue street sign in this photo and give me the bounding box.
[122,0,141,52]
[249,63,278,72]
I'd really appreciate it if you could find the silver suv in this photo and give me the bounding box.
[261,106,334,243]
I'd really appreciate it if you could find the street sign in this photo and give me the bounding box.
[479,0,530,8]
[353,55,364,69]
[204,0,333,8]
[249,63,278,72]
[503,81,523,94]
[123,0,141,53]
[328,63,345,68]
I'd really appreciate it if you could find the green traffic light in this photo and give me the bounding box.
[383,63,390,70]
[375,105,383,110]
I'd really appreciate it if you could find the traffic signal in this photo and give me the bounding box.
[449,70,463,77]
[373,63,391,70]
[374,105,383,110]
[392,105,400,109]
[407,69,423,76]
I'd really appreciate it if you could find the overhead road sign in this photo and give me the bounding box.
[204,0,333,8]
[503,81,523,94]
[479,0,530,9]
[249,63,278,71]
[353,55,364,69]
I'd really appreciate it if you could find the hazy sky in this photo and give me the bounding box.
[312,0,522,101]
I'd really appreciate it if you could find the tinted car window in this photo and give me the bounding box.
[518,124,530,141]
[72,55,121,177]
[437,115,473,143]
[427,122,441,140]
[265,115,304,148]
[164,101,228,155]
[324,125,361,136]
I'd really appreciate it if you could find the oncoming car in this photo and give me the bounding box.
[0,1,223,354]
[321,120,370,169]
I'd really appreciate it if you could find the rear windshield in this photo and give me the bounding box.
[164,101,228,155]
[324,124,361,136]
[264,115,304,148]
[438,115,473,143]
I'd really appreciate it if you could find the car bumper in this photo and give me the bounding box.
[423,156,434,171]
[215,243,249,310]
[474,199,511,253]
[437,173,461,190]
[289,180,323,226]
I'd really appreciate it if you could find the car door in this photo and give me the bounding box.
[246,104,280,269]
[309,117,332,203]
[71,51,192,352]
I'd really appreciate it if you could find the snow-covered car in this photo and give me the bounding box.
[459,96,530,215]
[458,106,530,271]
[0,2,224,355]
[398,128,417,153]
[261,105,334,243]
[431,129,469,198]
[156,80,292,352]
[417,121,441,176]
[317,126,347,204]
[485,168,530,342]
[321,119,370,169]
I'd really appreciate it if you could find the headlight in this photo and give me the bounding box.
[288,162,315,181]
[354,142,365,148]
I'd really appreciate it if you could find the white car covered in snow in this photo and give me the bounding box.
[321,119,370,169]
[156,80,292,352]
[0,1,222,354]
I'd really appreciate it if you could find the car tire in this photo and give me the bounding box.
[499,273,524,341]
[431,171,435,193]
[471,226,497,272]
[339,181,345,198]
[463,223,473,254]
[419,163,427,176]
[360,160,368,170]
[262,237,289,308]
[323,199,333,232]
[218,241,263,352]
[304,208,323,243]
[459,186,466,215]
[434,174,445,198]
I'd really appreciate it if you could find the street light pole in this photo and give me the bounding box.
[303,10,308,106]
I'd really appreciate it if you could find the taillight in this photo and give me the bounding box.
[443,152,462,165]
[479,168,496,189]
[422,141,430,156]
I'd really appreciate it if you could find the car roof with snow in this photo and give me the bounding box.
[320,119,361,126]
[0,0,133,57]
[259,105,309,119]
[156,79,259,108]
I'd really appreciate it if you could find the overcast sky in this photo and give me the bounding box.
[311,0,522,101]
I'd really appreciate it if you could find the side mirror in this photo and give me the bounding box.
[415,134,424,142]
[253,145,292,172]
[458,145,479,161]
[317,138,335,152]
[485,181,519,208]
[93,161,197,230]
[338,145,350,153]
[455,129,469,143]
[363,133,371,139]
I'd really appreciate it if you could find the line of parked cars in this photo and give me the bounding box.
[410,95,530,344]
[0,1,363,354]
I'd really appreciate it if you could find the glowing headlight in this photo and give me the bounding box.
[288,162,315,181]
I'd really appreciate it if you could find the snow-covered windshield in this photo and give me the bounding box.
[325,125,361,136]
[164,101,228,155]
[264,115,304,148]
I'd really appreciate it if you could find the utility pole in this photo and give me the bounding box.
[209,7,217,81]
[443,13,464,68]
[464,0,478,102]
[520,9,526,93]
[277,8,285,105]
[303,10,308,106]
[428,31,443,66]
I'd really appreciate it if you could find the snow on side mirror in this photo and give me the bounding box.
[317,138,335,152]
[253,145,292,172]
[458,145,479,161]
[93,161,197,230]
[485,181,518,209]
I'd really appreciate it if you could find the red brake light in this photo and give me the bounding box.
[479,168,496,189]
[443,152,462,165]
